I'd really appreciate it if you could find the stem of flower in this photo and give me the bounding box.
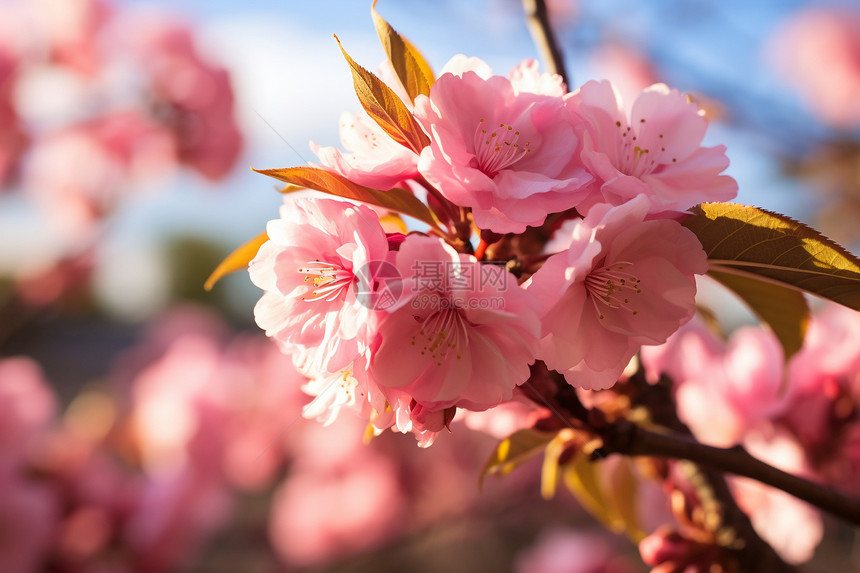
[521,0,569,88]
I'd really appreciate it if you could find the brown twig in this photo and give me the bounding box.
[527,372,841,570]
[521,0,569,87]
[599,421,860,526]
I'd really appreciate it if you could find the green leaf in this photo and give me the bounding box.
[335,35,429,154]
[479,428,557,489]
[254,166,436,227]
[685,202,860,309]
[371,0,434,103]
[204,230,268,291]
[708,270,809,359]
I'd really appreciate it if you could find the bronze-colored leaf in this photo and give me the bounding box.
[204,230,268,291]
[605,458,646,542]
[562,453,620,529]
[335,35,429,154]
[685,203,860,310]
[708,270,809,359]
[479,428,557,489]
[562,454,646,537]
[540,429,575,499]
[371,0,434,103]
[255,166,436,227]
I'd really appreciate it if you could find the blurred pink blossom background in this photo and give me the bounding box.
[2,0,860,572]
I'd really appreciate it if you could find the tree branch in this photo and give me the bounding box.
[532,371,834,570]
[521,0,569,87]
[599,420,860,526]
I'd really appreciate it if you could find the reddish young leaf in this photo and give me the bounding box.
[254,166,436,227]
[204,230,268,291]
[371,0,434,103]
[335,35,430,154]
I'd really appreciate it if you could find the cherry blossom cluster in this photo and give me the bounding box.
[0,0,242,237]
[250,55,738,445]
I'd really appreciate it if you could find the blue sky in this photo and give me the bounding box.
[94,0,825,317]
[130,0,825,218]
[6,0,849,318]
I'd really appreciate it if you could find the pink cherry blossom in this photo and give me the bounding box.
[439,56,565,97]
[0,356,58,464]
[789,301,860,393]
[124,467,233,573]
[250,197,391,373]
[768,7,860,128]
[46,449,135,565]
[437,54,493,79]
[309,60,421,191]
[367,234,541,412]
[0,462,59,573]
[515,528,635,573]
[0,45,27,187]
[36,0,111,76]
[642,319,791,447]
[568,79,737,215]
[639,315,723,385]
[122,305,308,490]
[414,67,592,233]
[525,196,707,390]
[297,359,377,428]
[311,110,420,190]
[729,429,823,564]
[121,11,242,180]
[269,417,403,567]
[362,375,449,447]
[779,303,860,491]
[129,335,241,477]
[218,336,309,491]
[507,59,567,96]
[291,344,445,446]
[459,391,548,439]
[638,526,727,573]
[269,458,401,567]
[0,368,56,571]
[24,112,177,237]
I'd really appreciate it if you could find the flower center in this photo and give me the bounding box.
[614,119,677,178]
[473,119,531,177]
[411,302,469,366]
[584,261,642,320]
[298,261,356,302]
